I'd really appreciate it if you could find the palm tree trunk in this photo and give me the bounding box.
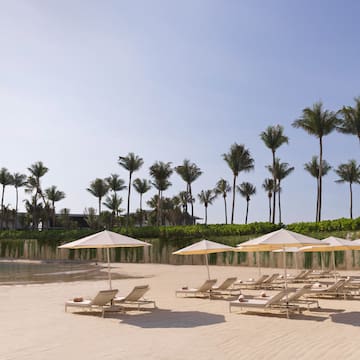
[15,187,19,230]
[98,197,101,215]
[272,151,276,224]
[318,137,323,222]
[0,185,4,229]
[189,184,194,225]
[205,205,208,225]
[350,182,353,219]
[157,189,161,226]
[140,193,143,227]
[231,175,237,224]
[126,172,132,229]
[315,177,320,222]
[52,201,56,228]
[278,182,282,224]
[245,200,249,224]
[268,195,272,223]
[224,196,228,224]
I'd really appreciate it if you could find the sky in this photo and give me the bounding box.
[0,0,359,225]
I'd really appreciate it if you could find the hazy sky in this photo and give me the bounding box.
[1,0,359,224]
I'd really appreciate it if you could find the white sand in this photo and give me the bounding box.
[1,263,360,360]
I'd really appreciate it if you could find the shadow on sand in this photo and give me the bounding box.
[118,309,226,328]
[330,312,360,327]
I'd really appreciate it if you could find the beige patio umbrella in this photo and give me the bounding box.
[173,239,234,279]
[58,230,151,289]
[236,229,327,290]
[299,236,360,279]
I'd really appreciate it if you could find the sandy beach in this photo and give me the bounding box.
[1,263,360,360]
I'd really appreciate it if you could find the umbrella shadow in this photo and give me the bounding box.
[118,309,226,328]
[330,312,360,327]
[236,311,327,321]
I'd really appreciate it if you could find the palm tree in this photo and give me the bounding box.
[12,172,27,229]
[132,178,151,226]
[103,193,123,227]
[118,153,144,229]
[267,159,294,224]
[105,174,126,194]
[260,125,289,223]
[0,168,13,229]
[223,143,255,224]
[27,161,49,205]
[175,159,202,224]
[198,189,217,225]
[304,156,332,221]
[262,178,274,223]
[293,102,339,221]
[335,160,360,219]
[149,161,173,225]
[87,178,109,215]
[214,178,231,224]
[338,97,360,143]
[45,186,66,227]
[237,182,256,224]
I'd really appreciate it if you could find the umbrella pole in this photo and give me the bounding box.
[283,249,289,319]
[332,251,337,281]
[257,252,261,276]
[107,248,112,289]
[205,253,210,280]
[321,252,325,272]
[294,252,298,271]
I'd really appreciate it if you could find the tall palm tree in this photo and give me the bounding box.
[198,189,217,225]
[334,160,360,219]
[105,174,126,194]
[149,161,173,225]
[237,182,256,224]
[86,178,109,215]
[45,186,66,227]
[267,159,294,224]
[214,178,231,224]
[293,102,339,221]
[27,161,49,205]
[260,125,289,223]
[223,143,255,224]
[103,193,123,227]
[118,153,144,229]
[338,97,360,143]
[132,178,151,226]
[0,168,13,229]
[12,172,27,229]
[304,156,332,221]
[175,159,202,224]
[262,178,274,223]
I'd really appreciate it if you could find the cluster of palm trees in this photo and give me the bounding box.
[87,99,359,227]
[0,162,65,229]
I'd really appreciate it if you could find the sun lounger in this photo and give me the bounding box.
[113,285,156,310]
[234,274,269,289]
[211,277,240,297]
[259,273,280,289]
[285,284,320,309]
[306,279,356,299]
[175,279,217,298]
[65,289,119,317]
[288,270,313,283]
[229,289,301,318]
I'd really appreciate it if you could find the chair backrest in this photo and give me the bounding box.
[198,279,217,292]
[124,285,150,301]
[263,273,279,284]
[91,289,118,306]
[216,277,237,290]
[323,279,345,292]
[287,284,312,301]
[265,290,289,306]
[301,270,313,279]
[292,270,306,280]
[253,274,269,284]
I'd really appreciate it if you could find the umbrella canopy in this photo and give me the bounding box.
[237,229,326,251]
[58,230,151,288]
[173,239,234,279]
[352,239,360,245]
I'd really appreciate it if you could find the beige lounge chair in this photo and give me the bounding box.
[285,284,320,309]
[307,279,353,299]
[175,279,217,298]
[259,273,280,289]
[113,285,156,310]
[234,274,269,289]
[65,289,119,317]
[229,289,301,318]
[211,277,240,297]
[288,270,313,283]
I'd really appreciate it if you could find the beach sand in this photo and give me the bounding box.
[1,263,360,360]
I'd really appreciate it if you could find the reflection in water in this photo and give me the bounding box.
[0,261,135,285]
